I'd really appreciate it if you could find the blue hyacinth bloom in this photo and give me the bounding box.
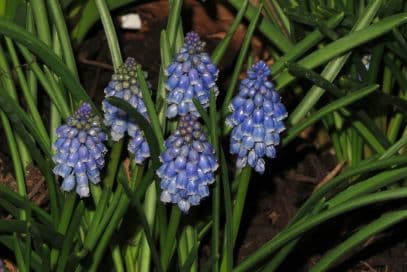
[157,115,218,212]
[102,57,150,163]
[165,31,219,118]
[226,61,288,174]
[52,103,107,197]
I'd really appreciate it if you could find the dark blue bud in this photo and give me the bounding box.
[230,96,245,111]
[254,93,263,106]
[253,109,264,124]
[175,156,187,169]
[243,100,255,115]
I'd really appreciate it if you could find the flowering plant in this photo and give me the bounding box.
[0,0,407,271]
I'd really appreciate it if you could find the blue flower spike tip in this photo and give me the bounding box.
[226,61,288,174]
[52,103,107,197]
[102,57,150,163]
[157,114,218,213]
[165,31,219,118]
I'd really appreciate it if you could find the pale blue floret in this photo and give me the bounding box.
[165,31,219,118]
[102,57,150,163]
[226,61,287,174]
[52,103,107,197]
[157,115,218,212]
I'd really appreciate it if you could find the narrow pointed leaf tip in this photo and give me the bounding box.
[157,114,218,212]
[52,103,107,197]
[226,61,288,174]
[102,57,151,163]
[165,31,219,118]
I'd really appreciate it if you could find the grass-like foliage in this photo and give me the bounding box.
[0,0,406,271]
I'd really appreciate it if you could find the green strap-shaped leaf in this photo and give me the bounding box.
[71,0,136,42]
[212,0,249,64]
[234,187,407,272]
[0,92,51,155]
[0,19,96,111]
[272,12,345,75]
[310,210,407,271]
[326,166,407,207]
[228,0,293,53]
[283,84,379,145]
[276,12,407,88]
[0,185,53,226]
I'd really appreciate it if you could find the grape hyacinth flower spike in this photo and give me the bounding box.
[102,57,150,163]
[157,115,218,212]
[226,61,288,174]
[165,31,219,118]
[52,103,107,197]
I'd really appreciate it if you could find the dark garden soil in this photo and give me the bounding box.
[1,1,407,271]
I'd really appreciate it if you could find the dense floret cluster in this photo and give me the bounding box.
[102,57,150,163]
[53,103,107,197]
[53,31,285,214]
[165,31,219,118]
[226,61,287,174]
[157,115,218,212]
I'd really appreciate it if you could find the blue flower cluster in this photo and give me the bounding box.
[102,57,150,163]
[165,31,219,118]
[226,61,287,174]
[53,103,107,197]
[157,115,218,212]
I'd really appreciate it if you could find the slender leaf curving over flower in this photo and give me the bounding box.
[157,114,218,212]
[165,31,219,118]
[226,61,288,174]
[102,57,150,163]
[52,103,107,197]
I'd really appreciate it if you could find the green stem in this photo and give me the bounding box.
[139,182,157,272]
[212,0,249,64]
[221,3,263,117]
[89,191,130,271]
[17,45,71,118]
[161,208,181,271]
[50,192,77,269]
[209,89,220,272]
[232,167,252,246]
[25,3,38,104]
[228,0,293,53]
[3,38,49,146]
[83,188,121,252]
[94,0,122,70]
[0,112,26,216]
[104,140,124,189]
[166,0,183,52]
[0,42,31,168]
[219,149,233,272]
[111,242,125,272]
[48,0,79,78]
